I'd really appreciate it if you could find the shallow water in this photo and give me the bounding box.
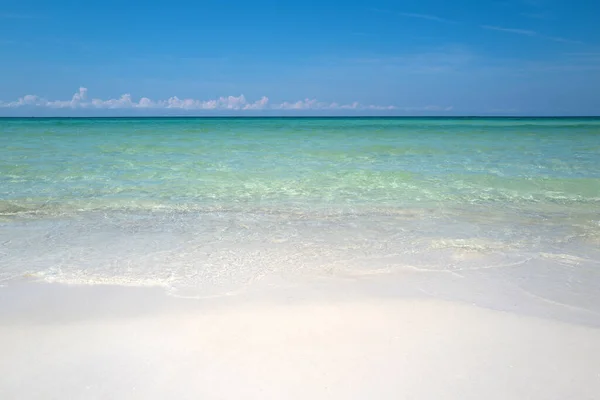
[1,117,599,315]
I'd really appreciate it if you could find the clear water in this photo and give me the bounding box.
[1,117,599,314]
[2,117,600,214]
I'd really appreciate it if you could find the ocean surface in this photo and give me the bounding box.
[1,117,599,315]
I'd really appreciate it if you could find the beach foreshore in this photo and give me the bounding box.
[1,280,599,400]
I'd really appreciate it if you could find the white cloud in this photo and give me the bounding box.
[482,25,537,36]
[243,96,269,110]
[0,88,452,113]
[397,12,456,24]
[372,9,455,24]
[408,105,454,112]
[481,25,582,44]
[273,99,393,111]
[274,99,324,110]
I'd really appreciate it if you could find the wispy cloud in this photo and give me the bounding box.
[565,52,600,58]
[333,45,475,75]
[374,8,579,45]
[397,12,456,23]
[0,88,453,112]
[523,53,600,72]
[481,25,581,44]
[372,8,455,24]
[482,25,537,36]
[545,36,583,45]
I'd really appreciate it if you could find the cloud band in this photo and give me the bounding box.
[0,88,452,112]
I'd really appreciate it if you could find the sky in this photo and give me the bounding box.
[1,0,599,116]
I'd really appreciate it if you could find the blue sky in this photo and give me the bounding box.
[1,0,599,115]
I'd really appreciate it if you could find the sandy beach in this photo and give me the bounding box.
[1,280,599,400]
[2,118,600,398]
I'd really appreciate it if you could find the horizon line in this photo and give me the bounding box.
[1,115,600,119]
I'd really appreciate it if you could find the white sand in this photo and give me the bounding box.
[1,283,599,399]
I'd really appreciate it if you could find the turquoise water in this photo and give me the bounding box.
[2,117,600,214]
[1,117,599,307]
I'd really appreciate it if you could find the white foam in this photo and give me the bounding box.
[1,208,599,316]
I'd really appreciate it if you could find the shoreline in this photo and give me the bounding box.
[4,260,600,328]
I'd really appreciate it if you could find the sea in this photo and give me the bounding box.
[1,117,599,318]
